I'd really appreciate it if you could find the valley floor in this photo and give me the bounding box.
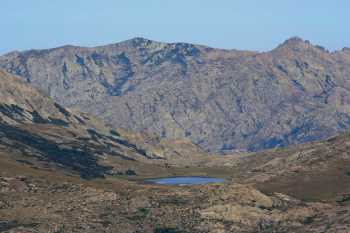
[1,141,350,233]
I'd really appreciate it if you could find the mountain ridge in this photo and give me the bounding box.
[4,36,346,57]
[1,37,350,153]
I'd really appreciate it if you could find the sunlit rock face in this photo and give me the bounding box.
[2,37,350,153]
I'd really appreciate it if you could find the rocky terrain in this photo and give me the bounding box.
[0,69,193,179]
[1,37,350,153]
[1,132,350,233]
[2,172,350,233]
[0,68,350,232]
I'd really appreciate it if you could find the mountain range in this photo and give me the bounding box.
[1,67,350,232]
[1,37,350,153]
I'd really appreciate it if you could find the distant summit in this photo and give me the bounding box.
[276,36,312,50]
[282,36,310,45]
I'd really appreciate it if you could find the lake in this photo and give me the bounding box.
[146,176,225,185]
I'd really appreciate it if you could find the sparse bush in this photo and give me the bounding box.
[125,169,136,176]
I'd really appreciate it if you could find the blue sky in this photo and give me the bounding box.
[0,0,349,54]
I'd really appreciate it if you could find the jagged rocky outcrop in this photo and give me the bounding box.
[1,37,350,153]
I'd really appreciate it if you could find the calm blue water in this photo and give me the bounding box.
[146,176,225,185]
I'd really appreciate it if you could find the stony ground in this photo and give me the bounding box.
[0,136,350,233]
[0,173,349,233]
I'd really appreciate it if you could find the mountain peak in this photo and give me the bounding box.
[277,36,312,50]
[284,36,307,43]
[129,37,152,42]
[122,37,157,47]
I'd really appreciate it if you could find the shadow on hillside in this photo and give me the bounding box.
[0,122,112,179]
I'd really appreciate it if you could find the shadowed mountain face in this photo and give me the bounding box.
[1,37,350,153]
[0,69,170,178]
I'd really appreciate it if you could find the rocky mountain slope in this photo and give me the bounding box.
[0,69,227,178]
[0,69,177,178]
[229,133,350,203]
[1,109,350,232]
[1,37,350,153]
[1,69,350,232]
